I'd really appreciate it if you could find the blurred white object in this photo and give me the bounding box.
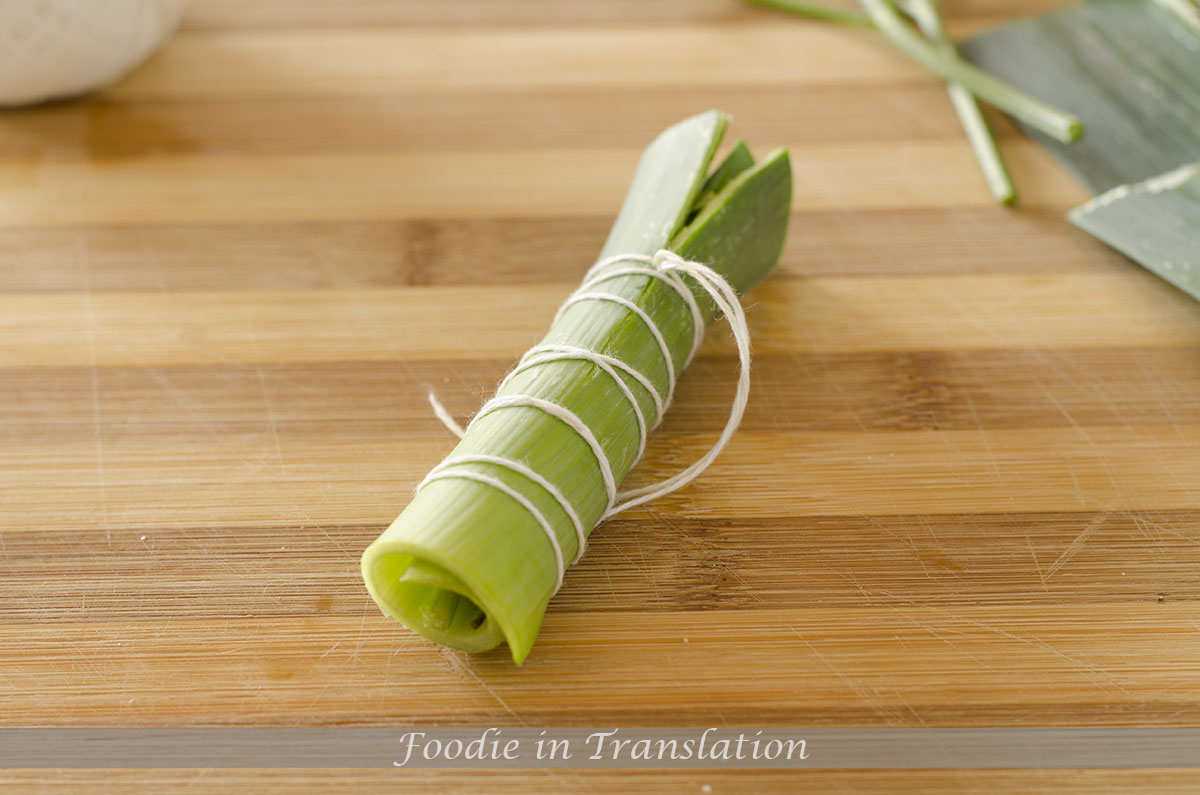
[0,0,186,107]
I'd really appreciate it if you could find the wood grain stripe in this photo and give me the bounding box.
[0,140,1089,228]
[2,86,1022,159]
[3,511,1197,621]
[4,349,1197,435]
[0,208,1126,294]
[108,26,938,100]
[177,0,1042,29]
[3,426,1198,532]
[3,274,1195,368]
[1,607,1198,726]
[180,0,766,29]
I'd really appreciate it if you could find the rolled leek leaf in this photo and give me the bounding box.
[361,111,792,663]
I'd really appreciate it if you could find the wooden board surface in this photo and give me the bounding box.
[3,0,1200,791]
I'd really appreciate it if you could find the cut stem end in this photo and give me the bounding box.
[363,550,509,657]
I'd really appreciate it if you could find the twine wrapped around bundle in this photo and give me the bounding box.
[361,111,793,663]
[0,0,185,107]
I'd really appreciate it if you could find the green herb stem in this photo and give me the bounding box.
[742,0,873,27]
[901,0,1016,204]
[858,0,1082,143]
[744,0,1082,146]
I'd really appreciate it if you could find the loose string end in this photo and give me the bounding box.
[427,388,467,439]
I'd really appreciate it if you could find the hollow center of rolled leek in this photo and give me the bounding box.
[367,553,505,652]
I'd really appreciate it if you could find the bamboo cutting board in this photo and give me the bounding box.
[3,0,1200,791]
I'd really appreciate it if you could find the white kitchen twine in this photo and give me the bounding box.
[420,249,752,593]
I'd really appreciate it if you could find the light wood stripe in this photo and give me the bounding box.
[4,349,1197,435]
[109,26,938,100]
[0,149,633,228]
[1,607,1198,725]
[2,85,1022,159]
[0,140,1088,228]
[2,426,1197,532]
[178,0,1045,29]
[179,0,768,29]
[3,273,1195,369]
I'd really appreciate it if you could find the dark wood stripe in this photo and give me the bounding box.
[2,510,1196,621]
[4,349,1195,436]
[0,209,1126,294]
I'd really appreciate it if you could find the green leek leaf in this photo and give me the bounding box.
[962,0,1200,194]
[688,140,756,223]
[964,0,1200,303]
[1069,162,1200,302]
[362,112,792,663]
